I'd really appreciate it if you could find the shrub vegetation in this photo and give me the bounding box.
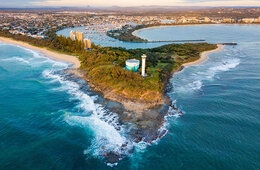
[0,30,217,102]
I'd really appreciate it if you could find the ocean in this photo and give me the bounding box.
[1,24,259,169]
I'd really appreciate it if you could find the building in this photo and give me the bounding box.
[125,59,140,72]
[204,17,211,23]
[84,38,92,49]
[69,30,76,41]
[76,31,84,42]
[70,30,85,42]
[242,18,255,23]
[255,16,260,23]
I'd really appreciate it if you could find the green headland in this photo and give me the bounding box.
[79,43,217,106]
[0,29,217,110]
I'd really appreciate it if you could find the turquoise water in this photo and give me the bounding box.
[1,24,260,169]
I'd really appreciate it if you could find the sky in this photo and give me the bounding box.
[0,0,259,7]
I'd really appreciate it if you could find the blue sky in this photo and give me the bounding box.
[0,0,259,7]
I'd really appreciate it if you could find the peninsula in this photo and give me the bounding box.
[0,28,217,110]
[0,28,219,163]
[0,7,258,166]
[79,42,218,111]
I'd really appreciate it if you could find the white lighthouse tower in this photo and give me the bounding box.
[141,54,147,77]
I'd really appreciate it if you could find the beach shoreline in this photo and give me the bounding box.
[182,44,223,67]
[0,36,222,112]
[0,37,80,68]
[132,24,216,37]
[132,25,166,37]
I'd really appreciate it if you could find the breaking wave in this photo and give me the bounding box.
[1,44,178,166]
[1,44,136,166]
[1,57,30,64]
[129,100,183,169]
[42,68,133,166]
[171,55,240,94]
[42,66,178,166]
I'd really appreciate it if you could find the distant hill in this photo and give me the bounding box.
[0,6,259,18]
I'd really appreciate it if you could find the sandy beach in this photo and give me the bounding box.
[132,25,170,37]
[132,24,211,37]
[132,26,223,68]
[182,44,223,67]
[0,37,80,68]
[0,36,221,69]
[0,36,222,112]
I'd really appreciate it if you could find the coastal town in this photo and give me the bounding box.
[0,7,259,39]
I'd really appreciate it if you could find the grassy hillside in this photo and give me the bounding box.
[79,43,217,102]
[0,30,216,103]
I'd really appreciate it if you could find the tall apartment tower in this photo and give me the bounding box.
[69,31,76,41]
[76,31,84,42]
[83,39,92,49]
[141,54,147,77]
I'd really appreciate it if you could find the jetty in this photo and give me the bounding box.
[147,39,205,43]
[147,40,238,46]
[220,42,238,45]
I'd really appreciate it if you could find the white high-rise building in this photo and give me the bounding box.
[69,31,76,41]
[83,39,92,49]
[141,54,147,77]
[76,31,84,42]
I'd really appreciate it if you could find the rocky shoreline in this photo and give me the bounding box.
[65,44,222,163]
[1,35,222,165]
[65,68,181,164]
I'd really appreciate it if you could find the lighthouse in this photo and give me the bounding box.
[141,54,147,77]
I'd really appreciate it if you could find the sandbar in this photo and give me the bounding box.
[0,37,80,68]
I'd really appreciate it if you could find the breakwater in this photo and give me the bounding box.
[220,42,238,45]
[147,39,205,43]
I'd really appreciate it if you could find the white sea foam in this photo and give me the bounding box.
[23,48,43,59]
[14,45,69,69]
[3,43,43,60]
[66,115,130,155]
[42,69,64,84]
[200,58,241,81]
[188,80,203,91]
[43,69,133,165]
[172,57,240,94]
[130,52,241,164]
[130,101,183,162]
[66,102,132,165]
[129,101,183,169]
[1,57,30,64]
[209,58,240,73]
[173,79,203,93]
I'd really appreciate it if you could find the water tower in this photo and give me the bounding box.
[125,59,140,72]
[141,54,147,77]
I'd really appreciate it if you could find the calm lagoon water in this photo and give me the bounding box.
[1,24,259,169]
